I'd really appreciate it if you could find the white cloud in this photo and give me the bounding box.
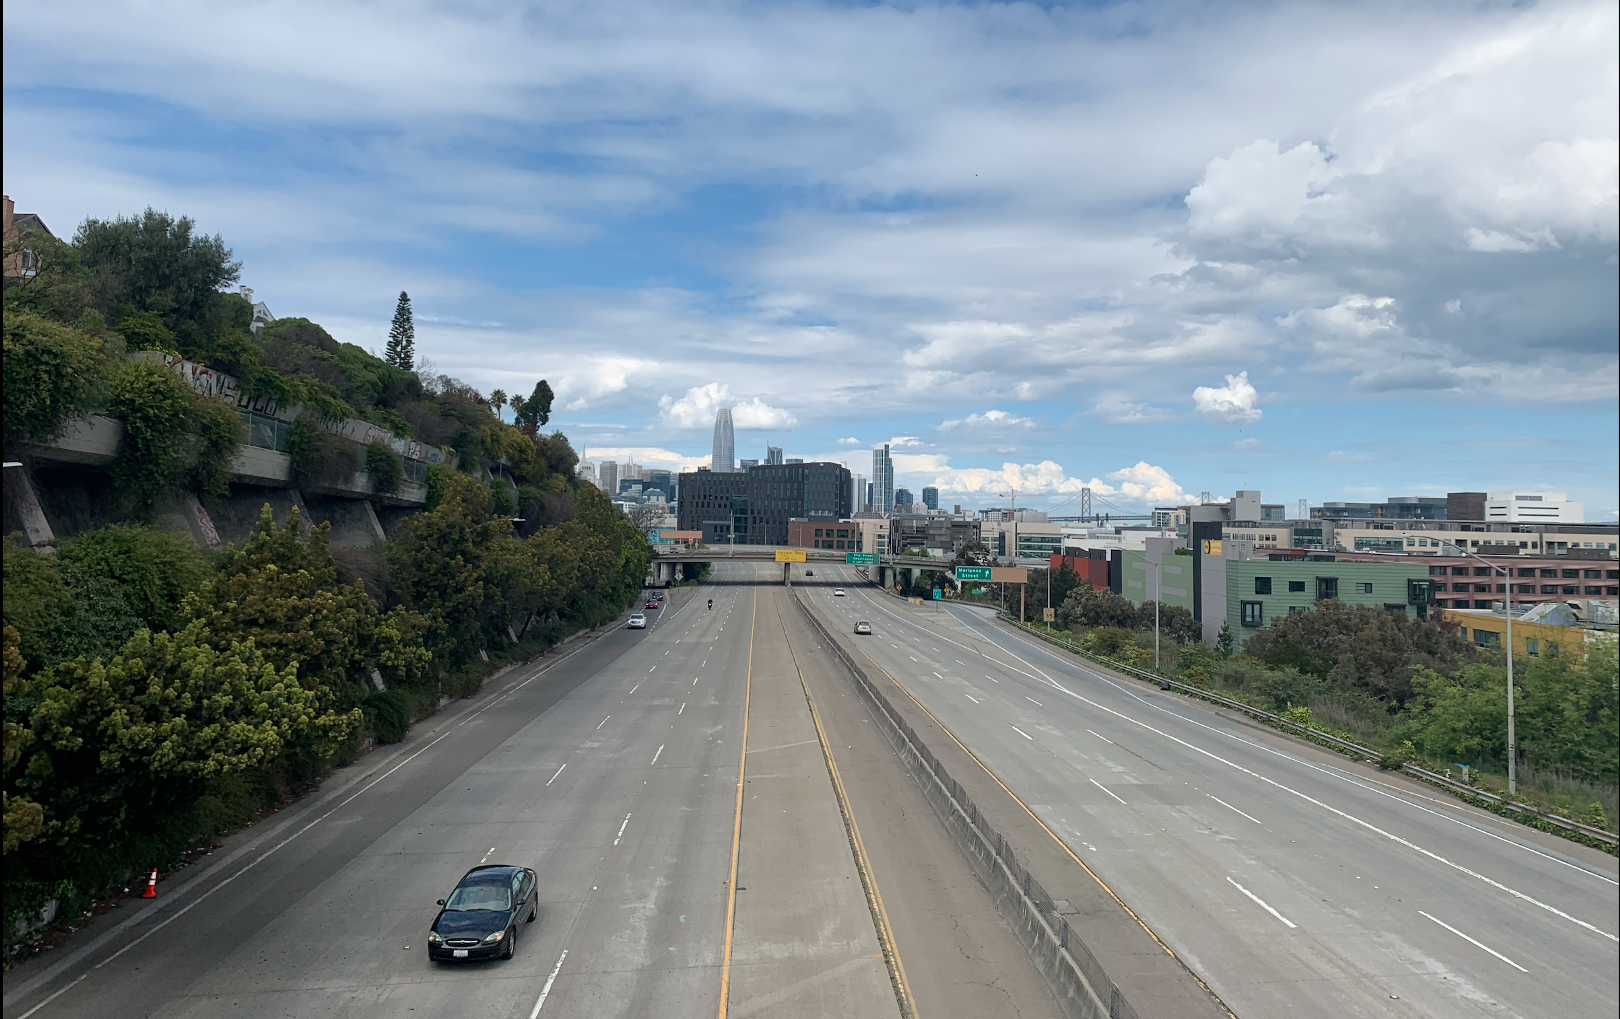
[1091,399,1177,425]
[657,383,797,430]
[1191,371,1263,425]
[836,436,862,446]
[940,409,1035,429]
[582,446,710,471]
[892,455,1190,508]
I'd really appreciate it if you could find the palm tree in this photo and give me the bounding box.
[509,393,525,422]
[490,389,507,419]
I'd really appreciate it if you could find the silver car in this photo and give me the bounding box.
[627,613,647,629]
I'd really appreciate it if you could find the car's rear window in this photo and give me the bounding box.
[446,882,512,911]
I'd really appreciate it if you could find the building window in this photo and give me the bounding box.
[1241,601,1264,627]
[1540,569,1557,577]
[1429,566,1447,576]
[1473,629,1501,648]
[1355,582,1374,594]
[1526,637,1540,656]
[1474,600,1493,609]
[1562,569,1579,579]
[1433,583,1447,592]
[1316,577,1339,601]
[1515,584,1534,594]
[1562,586,1577,595]
[1540,585,1558,594]
[1288,580,1305,593]
[1585,586,1604,595]
[1517,568,1535,577]
[1583,569,1603,579]
[1451,567,1469,575]
[1288,605,1309,614]
[1254,577,1272,595]
[1474,567,1491,576]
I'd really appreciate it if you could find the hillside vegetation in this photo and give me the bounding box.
[3,208,651,947]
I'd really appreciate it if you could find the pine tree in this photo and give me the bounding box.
[386,291,415,369]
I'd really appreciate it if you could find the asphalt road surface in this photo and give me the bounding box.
[4,562,1067,1019]
[807,564,1620,1019]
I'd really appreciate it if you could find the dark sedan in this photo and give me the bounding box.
[427,865,537,962]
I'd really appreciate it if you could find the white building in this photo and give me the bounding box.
[1485,492,1584,524]
[577,461,597,486]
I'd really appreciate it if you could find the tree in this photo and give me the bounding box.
[625,502,666,532]
[3,627,43,855]
[56,524,211,633]
[513,380,554,434]
[952,540,993,566]
[1216,623,1234,659]
[73,209,240,339]
[385,291,415,370]
[489,389,507,418]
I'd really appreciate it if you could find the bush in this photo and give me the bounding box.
[185,392,247,498]
[56,524,211,632]
[366,690,412,745]
[366,442,404,496]
[106,359,193,504]
[287,418,359,488]
[3,311,111,442]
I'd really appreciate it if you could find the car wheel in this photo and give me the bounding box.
[504,927,517,959]
[528,906,537,923]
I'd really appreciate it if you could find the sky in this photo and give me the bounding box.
[5,0,1616,518]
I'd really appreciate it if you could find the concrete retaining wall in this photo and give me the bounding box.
[792,591,1138,1019]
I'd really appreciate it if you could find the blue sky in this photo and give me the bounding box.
[5,0,1616,517]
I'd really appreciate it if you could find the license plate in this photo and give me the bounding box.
[452,949,468,958]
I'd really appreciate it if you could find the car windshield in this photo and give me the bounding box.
[445,882,512,911]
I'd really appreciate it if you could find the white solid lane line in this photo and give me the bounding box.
[1419,911,1529,972]
[546,764,567,786]
[1010,724,1034,740]
[965,693,981,705]
[529,949,569,1017]
[943,613,1620,942]
[1227,877,1297,929]
[1208,794,1262,824]
[1086,729,1114,745]
[613,813,632,845]
[1090,778,1127,805]
[596,716,610,729]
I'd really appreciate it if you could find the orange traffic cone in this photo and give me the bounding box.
[142,868,158,898]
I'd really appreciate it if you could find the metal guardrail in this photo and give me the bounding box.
[997,617,1618,848]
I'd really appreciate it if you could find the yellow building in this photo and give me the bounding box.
[1439,604,1615,661]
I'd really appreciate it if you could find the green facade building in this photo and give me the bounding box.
[1222,557,1432,651]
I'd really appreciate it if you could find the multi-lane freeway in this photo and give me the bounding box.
[805,563,1620,1018]
[6,560,1616,1019]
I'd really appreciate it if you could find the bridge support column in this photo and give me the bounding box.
[783,562,791,585]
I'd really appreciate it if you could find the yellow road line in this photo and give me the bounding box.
[839,612,1235,1019]
[716,577,758,1019]
[778,597,918,1018]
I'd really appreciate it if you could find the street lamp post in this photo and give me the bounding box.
[1443,541,1517,795]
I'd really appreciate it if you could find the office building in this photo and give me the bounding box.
[1315,497,1449,520]
[851,473,865,512]
[765,445,784,465]
[1217,554,1433,650]
[788,519,865,551]
[576,461,596,486]
[785,458,803,464]
[745,461,853,545]
[598,461,620,498]
[871,444,894,517]
[888,514,979,558]
[921,486,939,511]
[894,487,914,511]
[676,468,748,543]
[1484,492,1584,523]
[739,459,759,470]
[712,408,735,472]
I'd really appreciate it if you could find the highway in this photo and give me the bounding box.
[3,562,1068,1019]
[806,563,1620,1019]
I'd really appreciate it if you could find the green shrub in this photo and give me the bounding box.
[57,524,212,632]
[366,689,412,745]
[365,443,404,496]
[185,393,247,498]
[106,359,192,504]
[287,418,358,488]
[3,311,111,442]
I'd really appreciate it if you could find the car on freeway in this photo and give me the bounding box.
[853,620,872,635]
[805,569,814,576]
[834,588,846,597]
[628,613,647,628]
[428,865,537,962]
[645,599,660,609]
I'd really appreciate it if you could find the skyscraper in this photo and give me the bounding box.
[598,461,620,497]
[871,444,894,517]
[921,486,939,511]
[852,473,865,512]
[712,408,736,472]
[765,445,783,465]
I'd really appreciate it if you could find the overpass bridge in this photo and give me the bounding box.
[649,545,968,588]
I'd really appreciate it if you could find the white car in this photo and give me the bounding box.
[834,589,846,597]
[853,621,872,635]
[627,613,647,629]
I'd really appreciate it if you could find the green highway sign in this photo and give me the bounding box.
[845,552,876,565]
[954,566,992,581]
